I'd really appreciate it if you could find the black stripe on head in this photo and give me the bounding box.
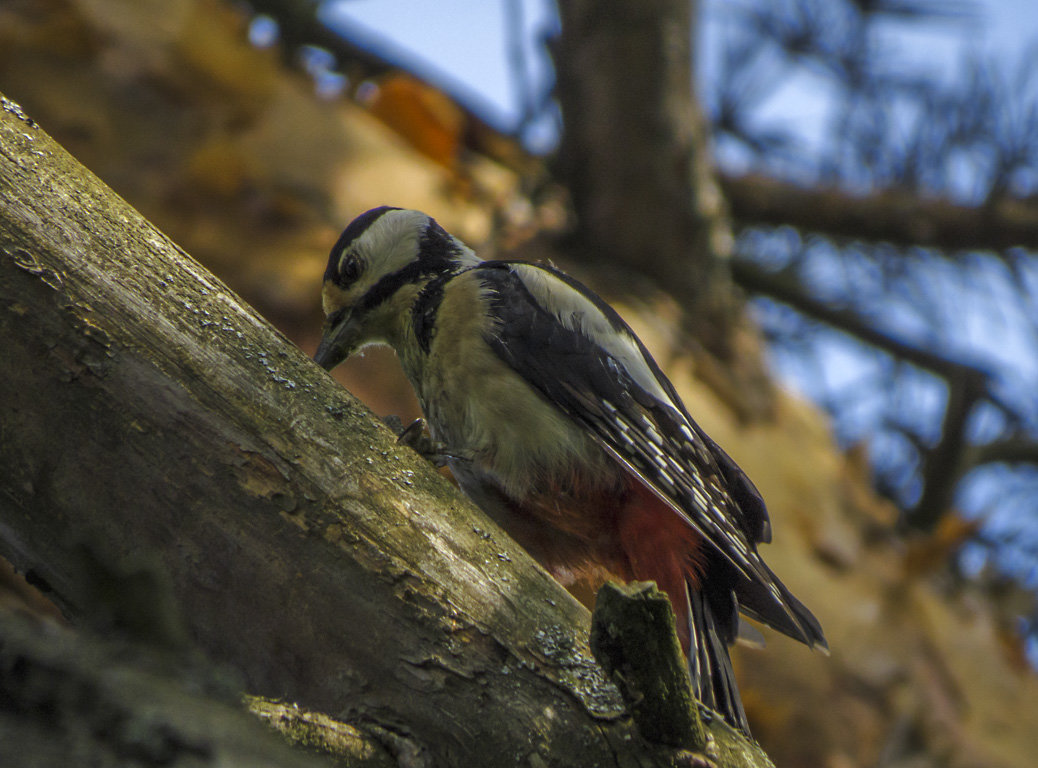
[324,206,400,285]
[351,218,467,321]
[418,218,464,268]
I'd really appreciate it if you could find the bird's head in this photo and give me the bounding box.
[314,206,478,370]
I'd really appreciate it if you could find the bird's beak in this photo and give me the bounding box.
[314,313,358,371]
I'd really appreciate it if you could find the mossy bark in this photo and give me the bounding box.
[0,610,336,768]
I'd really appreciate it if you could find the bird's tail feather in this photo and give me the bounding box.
[731,560,828,652]
[684,580,751,735]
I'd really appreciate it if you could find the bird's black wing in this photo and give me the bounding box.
[477,261,825,649]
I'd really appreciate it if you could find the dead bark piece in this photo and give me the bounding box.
[590,582,778,768]
[591,581,705,749]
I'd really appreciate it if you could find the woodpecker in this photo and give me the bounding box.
[315,206,826,734]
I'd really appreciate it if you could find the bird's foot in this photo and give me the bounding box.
[382,415,453,467]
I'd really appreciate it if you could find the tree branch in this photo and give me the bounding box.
[731,257,1004,531]
[738,252,1038,526]
[910,369,987,531]
[722,173,1038,253]
[244,0,523,167]
[0,94,770,767]
[731,258,988,382]
[247,697,395,767]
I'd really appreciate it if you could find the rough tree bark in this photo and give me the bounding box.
[0,97,773,766]
[0,608,358,768]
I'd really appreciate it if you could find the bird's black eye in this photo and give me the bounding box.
[338,253,362,285]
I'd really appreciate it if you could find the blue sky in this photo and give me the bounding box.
[319,0,1037,154]
[322,0,555,133]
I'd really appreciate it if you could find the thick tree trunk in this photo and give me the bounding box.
[553,0,773,418]
[0,97,771,766]
[552,1,730,332]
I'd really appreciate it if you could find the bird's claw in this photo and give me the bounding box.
[382,415,453,467]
